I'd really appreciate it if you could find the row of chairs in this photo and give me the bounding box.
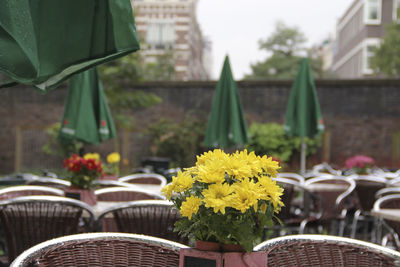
[0,196,182,264]
[19,172,168,189]
[274,171,400,245]
[10,233,400,266]
[0,184,165,202]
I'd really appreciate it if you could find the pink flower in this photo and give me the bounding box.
[345,155,375,170]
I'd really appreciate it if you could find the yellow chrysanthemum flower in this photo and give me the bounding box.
[84,153,100,161]
[259,155,281,177]
[196,160,226,184]
[184,166,199,176]
[161,183,175,200]
[180,196,202,220]
[171,171,194,193]
[202,183,233,214]
[258,176,284,212]
[225,152,252,180]
[196,149,229,167]
[230,179,260,213]
[107,152,120,163]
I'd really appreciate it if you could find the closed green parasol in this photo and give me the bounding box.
[0,0,140,93]
[59,68,116,145]
[204,56,249,149]
[284,58,324,174]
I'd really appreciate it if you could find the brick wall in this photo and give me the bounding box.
[1,79,400,174]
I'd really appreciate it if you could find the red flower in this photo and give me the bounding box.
[71,162,82,173]
[85,159,97,171]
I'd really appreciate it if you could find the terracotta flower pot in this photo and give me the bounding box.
[64,187,97,206]
[194,240,221,251]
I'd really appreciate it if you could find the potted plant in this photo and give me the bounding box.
[162,149,283,265]
[345,155,375,175]
[63,153,103,205]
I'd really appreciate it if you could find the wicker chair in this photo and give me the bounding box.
[10,232,188,267]
[119,173,167,187]
[0,196,95,263]
[97,200,189,244]
[350,176,387,240]
[95,187,164,202]
[0,185,64,200]
[300,176,356,235]
[254,234,400,266]
[25,177,71,189]
[91,180,135,189]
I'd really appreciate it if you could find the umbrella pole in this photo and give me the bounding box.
[300,137,306,176]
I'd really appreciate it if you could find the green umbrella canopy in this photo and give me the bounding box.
[204,55,249,149]
[284,58,324,138]
[0,0,140,93]
[58,68,116,145]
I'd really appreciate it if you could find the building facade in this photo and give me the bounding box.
[131,0,211,81]
[332,0,400,78]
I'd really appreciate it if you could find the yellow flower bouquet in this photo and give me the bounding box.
[161,149,283,252]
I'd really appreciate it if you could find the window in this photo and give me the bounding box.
[146,21,175,49]
[393,0,400,21]
[365,45,375,70]
[362,40,379,74]
[364,0,381,24]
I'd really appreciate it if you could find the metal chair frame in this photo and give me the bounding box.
[373,194,400,248]
[375,187,400,199]
[276,173,305,185]
[350,176,387,241]
[388,178,400,187]
[300,176,356,236]
[10,232,188,267]
[254,234,400,266]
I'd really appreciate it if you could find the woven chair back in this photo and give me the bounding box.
[0,186,64,200]
[10,233,188,267]
[95,187,164,202]
[0,196,94,263]
[119,173,167,187]
[99,200,189,245]
[255,235,400,266]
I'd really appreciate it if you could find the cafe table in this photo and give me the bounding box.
[371,209,400,222]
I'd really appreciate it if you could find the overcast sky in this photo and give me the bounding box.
[197,0,352,80]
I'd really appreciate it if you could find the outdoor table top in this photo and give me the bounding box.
[371,209,400,222]
[306,183,348,192]
[92,201,122,217]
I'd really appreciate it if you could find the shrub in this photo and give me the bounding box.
[245,122,321,163]
[146,116,207,168]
